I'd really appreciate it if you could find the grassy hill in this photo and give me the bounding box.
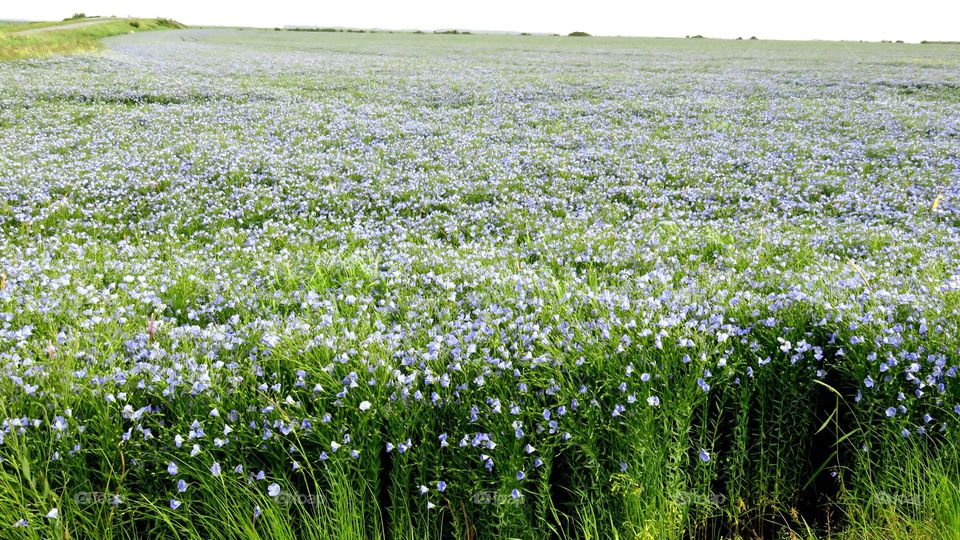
[0,17,184,60]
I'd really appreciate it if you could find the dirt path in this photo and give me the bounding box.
[13,18,111,36]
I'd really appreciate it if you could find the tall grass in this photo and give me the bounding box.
[0,18,184,61]
[0,265,955,538]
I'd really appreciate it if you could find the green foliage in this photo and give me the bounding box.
[0,18,185,61]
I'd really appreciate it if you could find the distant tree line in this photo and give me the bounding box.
[273,27,475,35]
[275,27,371,33]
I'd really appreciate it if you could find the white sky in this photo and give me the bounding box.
[4,1,959,42]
